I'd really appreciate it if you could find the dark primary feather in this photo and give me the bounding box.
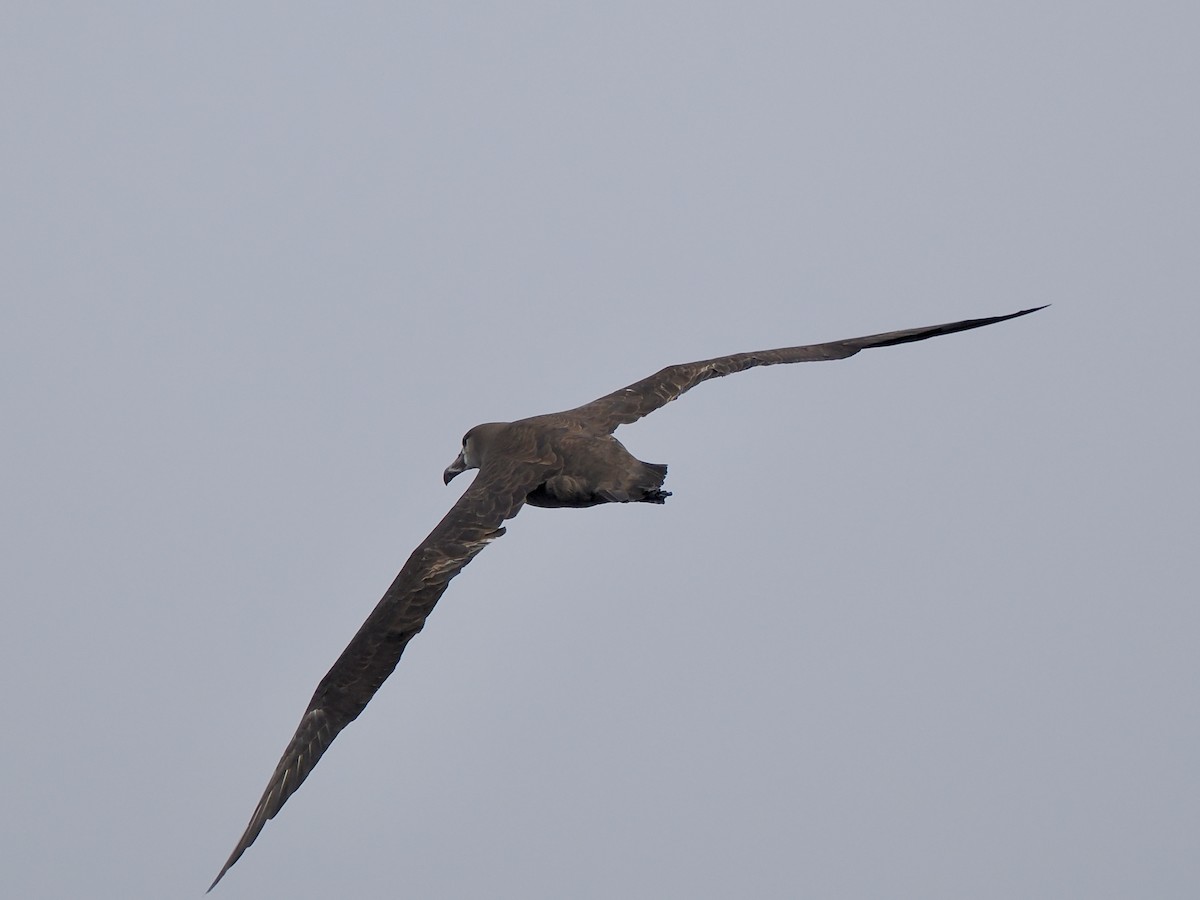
[558,306,1047,433]
[211,305,1045,890]
[209,451,553,891]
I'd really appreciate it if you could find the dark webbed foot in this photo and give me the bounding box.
[641,489,671,504]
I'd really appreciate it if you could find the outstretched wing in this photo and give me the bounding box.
[558,306,1047,434]
[209,454,549,891]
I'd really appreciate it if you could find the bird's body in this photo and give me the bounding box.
[496,420,671,508]
[209,306,1045,890]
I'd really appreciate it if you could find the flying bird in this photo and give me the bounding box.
[209,306,1045,889]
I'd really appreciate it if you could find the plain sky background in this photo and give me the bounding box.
[3,4,1197,899]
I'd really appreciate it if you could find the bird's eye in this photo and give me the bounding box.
[461,435,468,448]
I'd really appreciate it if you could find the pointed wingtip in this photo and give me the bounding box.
[997,304,1049,320]
[208,844,245,893]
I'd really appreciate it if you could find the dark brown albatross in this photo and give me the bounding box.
[209,306,1045,890]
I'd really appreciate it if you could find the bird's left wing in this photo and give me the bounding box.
[209,452,551,891]
[555,306,1047,433]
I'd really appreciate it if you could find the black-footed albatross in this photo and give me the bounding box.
[210,306,1045,889]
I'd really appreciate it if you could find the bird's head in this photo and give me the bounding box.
[444,422,508,484]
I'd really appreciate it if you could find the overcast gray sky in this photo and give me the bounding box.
[3,4,1197,899]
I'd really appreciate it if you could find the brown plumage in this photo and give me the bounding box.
[209,306,1045,890]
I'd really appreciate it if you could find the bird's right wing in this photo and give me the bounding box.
[209,447,553,891]
[557,306,1047,433]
